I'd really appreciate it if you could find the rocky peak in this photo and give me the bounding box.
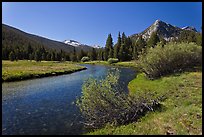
[130,19,194,42]
[153,19,161,26]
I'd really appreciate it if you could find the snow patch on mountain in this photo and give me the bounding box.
[64,39,82,47]
[181,26,197,32]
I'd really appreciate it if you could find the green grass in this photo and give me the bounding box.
[2,60,86,82]
[80,60,138,68]
[87,71,202,135]
[80,60,109,65]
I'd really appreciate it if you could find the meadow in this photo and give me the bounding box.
[87,70,202,135]
[2,60,86,82]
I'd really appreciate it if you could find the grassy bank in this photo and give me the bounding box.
[80,60,139,68]
[2,60,87,82]
[87,70,202,135]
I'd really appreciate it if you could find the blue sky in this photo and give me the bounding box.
[2,2,202,47]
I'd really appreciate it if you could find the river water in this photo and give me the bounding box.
[2,64,136,135]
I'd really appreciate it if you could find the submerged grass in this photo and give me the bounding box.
[2,60,86,82]
[87,71,202,135]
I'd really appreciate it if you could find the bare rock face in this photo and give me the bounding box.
[130,19,198,42]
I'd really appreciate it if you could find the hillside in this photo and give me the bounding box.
[2,24,94,53]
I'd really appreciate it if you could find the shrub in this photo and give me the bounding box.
[139,42,202,79]
[81,56,90,62]
[107,58,119,64]
[76,69,160,129]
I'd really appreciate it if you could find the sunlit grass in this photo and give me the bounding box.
[87,71,202,135]
[2,60,86,82]
[80,60,138,68]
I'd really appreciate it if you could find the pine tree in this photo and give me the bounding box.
[14,49,20,61]
[133,35,147,59]
[71,47,77,62]
[42,53,46,60]
[118,32,127,61]
[27,43,33,55]
[65,54,70,61]
[78,49,85,61]
[119,43,125,61]
[114,32,121,59]
[29,53,34,61]
[120,32,130,61]
[9,51,15,61]
[97,48,103,60]
[51,51,55,61]
[56,53,61,61]
[88,48,97,61]
[126,37,133,60]
[46,53,51,61]
[34,50,41,62]
[105,33,114,60]
[147,32,160,48]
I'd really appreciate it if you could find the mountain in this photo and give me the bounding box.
[2,24,93,53]
[130,19,199,42]
[63,39,102,49]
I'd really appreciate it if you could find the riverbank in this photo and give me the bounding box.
[2,60,87,82]
[87,70,202,135]
[79,60,139,69]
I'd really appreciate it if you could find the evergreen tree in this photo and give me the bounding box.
[29,53,34,61]
[118,32,127,61]
[60,50,66,61]
[114,32,121,59]
[119,43,125,61]
[27,43,33,55]
[42,53,46,60]
[89,48,97,61]
[108,47,113,59]
[70,47,77,62]
[147,32,160,48]
[78,49,85,61]
[34,50,41,62]
[105,33,114,60]
[9,51,15,61]
[51,51,55,61]
[14,49,20,61]
[97,48,103,60]
[56,53,61,61]
[126,37,133,60]
[133,35,147,59]
[119,32,131,61]
[65,54,70,61]
[46,53,51,61]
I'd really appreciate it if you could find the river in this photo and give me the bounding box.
[2,64,136,135]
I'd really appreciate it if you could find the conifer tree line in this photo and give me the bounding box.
[2,30,202,62]
[103,30,202,61]
[104,32,147,61]
[2,41,105,62]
